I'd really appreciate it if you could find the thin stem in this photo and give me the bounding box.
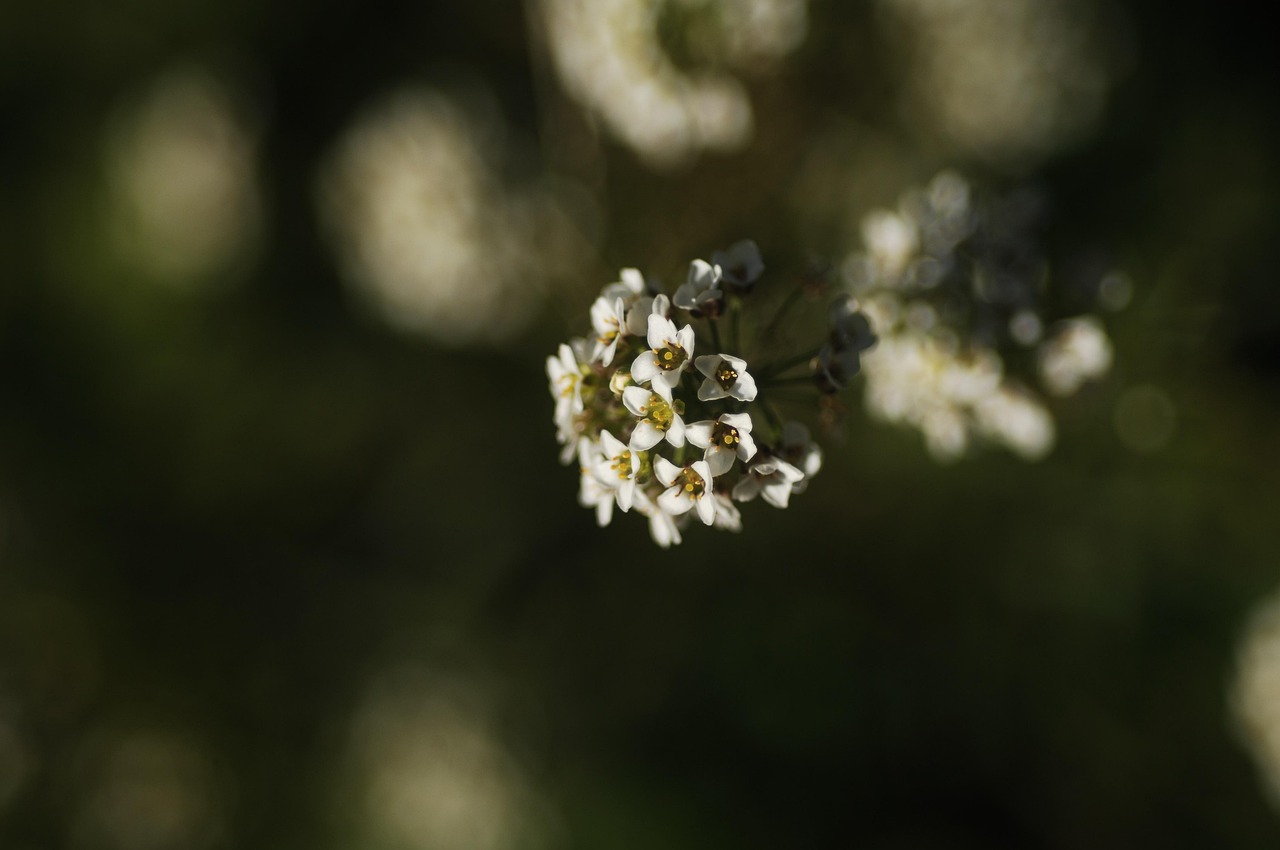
[762,287,804,342]
[759,347,821,379]
[707,317,723,354]
[753,392,784,441]
[760,374,818,389]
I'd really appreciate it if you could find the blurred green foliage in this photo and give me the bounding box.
[1,0,1279,847]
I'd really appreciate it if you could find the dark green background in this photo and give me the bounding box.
[2,0,1278,846]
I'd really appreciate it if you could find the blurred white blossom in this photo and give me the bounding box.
[70,730,227,850]
[1233,589,1280,808]
[107,67,261,285]
[880,0,1116,168]
[846,171,1121,461]
[342,666,555,850]
[537,0,808,168]
[1038,316,1114,397]
[318,87,581,345]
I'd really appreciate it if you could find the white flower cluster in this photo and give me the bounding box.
[845,171,1121,462]
[548,241,869,546]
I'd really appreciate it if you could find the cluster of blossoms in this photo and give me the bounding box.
[548,241,873,546]
[844,171,1123,461]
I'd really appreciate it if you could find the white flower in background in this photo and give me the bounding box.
[686,413,757,476]
[843,170,1123,461]
[712,492,743,531]
[536,0,808,168]
[712,239,765,291]
[344,667,556,850]
[778,421,822,493]
[733,455,806,508]
[546,342,588,462]
[577,439,616,527]
[1038,316,1114,397]
[602,267,653,307]
[106,66,261,285]
[861,210,918,285]
[593,430,641,511]
[630,312,697,400]
[974,384,1055,461]
[590,296,629,365]
[879,0,1115,169]
[674,259,725,316]
[694,353,757,402]
[635,490,684,548]
[1232,588,1280,807]
[622,386,687,450]
[654,457,719,526]
[318,86,586,344]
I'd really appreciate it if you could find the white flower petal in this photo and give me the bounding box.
[600,430,626,456]
[732,370,758,401]
[685,420,715,448]
[616,479,635,512]
[675,325,696,357]
[694,493,716,525]
[658,487,693,516]
[654,456,681,486]
[647,313,677,350]
[630,351,662,386]
[629,421,664,451]
[705,446,734,477]
[622,385,652,416]
[694,354,720,379]
[697,379,729,402]
[732,476,761,502]
[665,413,686,447]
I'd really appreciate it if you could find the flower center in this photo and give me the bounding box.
[646,394,676,432]
[715,363,738,389]
[558,374,578,398]
[597,318,620,345]
[712,422,739,448]
[655,343,688,372]
[610,449,633,480]
[678,467,707,498]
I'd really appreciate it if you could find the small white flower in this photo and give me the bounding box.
[593,430,640,511]
[860,209,918,283]
[629,311,696,400]
[673,258,724,316]
[732,455,805,509]
[589,295,628,365]
[576,438,614,526]
[546,342,584,415]
[779,421,822,494]
[622,385,686,450]
[634,489,684,548]
[694,353,757,402]
[711,239,764,291]
[686,412,757,476]
[712,492,742,532]
[547,342,587,463]
[1038,316,1113,397]
[600,267,649,303]
[654,457,718,526]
